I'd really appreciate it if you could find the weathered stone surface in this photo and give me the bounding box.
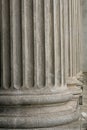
[78,72,87,129]
[0,100,79,128]
[0,0,82,129]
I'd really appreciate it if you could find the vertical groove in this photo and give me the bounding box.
[78,0,80,72]
[44,0,54,87]
[79,0,82,71]
[72,0,76,76]
[0,0,2,88]
[71,0,73,76]
[68,0,73,77]
[1,0,11,89]
[68,0,70,77]
[75,0,77,75]
[72,0,75,76]
[22,0,34,88]
[76,0,79,74]
[76,0,78,73]
[10,0,22,89]
[60,0,65,86]
[64,0,69,84]
[80,0,82,71]
[53,0,61,86]
[76,0,79,73]
[73,0,77,76]
[33,0,45,87]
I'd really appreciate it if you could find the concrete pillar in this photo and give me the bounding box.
[0,0,81,129]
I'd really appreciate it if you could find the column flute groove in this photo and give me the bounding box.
[33,0,45,87]
[44,0,54,87]
[72,0,76,76]
[53,0,61,86]
[64,0,69,84]
[22,0,34,88]
[76,0,79,73]
[67,0,82,102]
[10,0,23,89]
[68,0,73,77]
[60,0,65,86]
[1,0,11,89]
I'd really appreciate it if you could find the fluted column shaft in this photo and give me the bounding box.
[0,0,69,90]
[68,0,82,76]
[67,0,82,91]
[0,0,82,129]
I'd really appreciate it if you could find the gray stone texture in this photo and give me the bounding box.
[82,0,87,72]
[0,0,82,129]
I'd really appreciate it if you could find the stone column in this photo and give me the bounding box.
[0,0,80,129]
[67,0,82,96]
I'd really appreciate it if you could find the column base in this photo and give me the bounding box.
[0,88,80,129]
[0,121,81,130]
[0,100,79,129]
[77,72,87,129]
[67,77,82,95]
